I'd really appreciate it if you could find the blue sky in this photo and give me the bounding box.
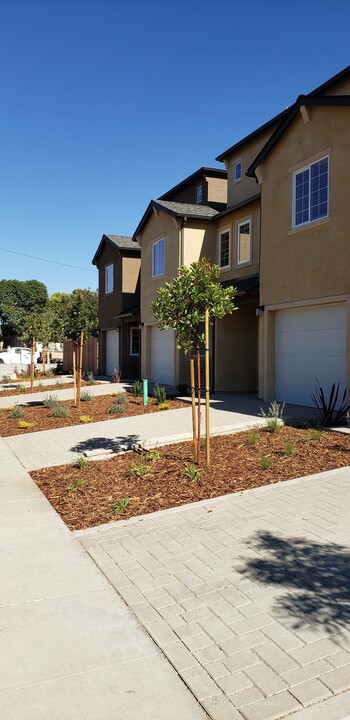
[0,0,349,295]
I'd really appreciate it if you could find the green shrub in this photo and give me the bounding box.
[245,428,259,445]
[43,394,59,409]
[10,405,24,419]
[80,390,93,402]
[260,455,272,471]
[130,461,150,478]
[52,403,69,418]
[108,403,124,415]
[68,478,84,491]
[2,375,10,383]
[111,497,130,513]
[266,417,280,433]
[112,392,127,405]
[86,371,96,385]
[307,428,323,441]
[147,449,161,462]
[74,455,88,469]
[311,379,350,427]
[284,440,295,456]
[154,383,167,404]
[260,400,284,432]
[16,383,26,393]
[132,380,143,397]
[183,463,201,482]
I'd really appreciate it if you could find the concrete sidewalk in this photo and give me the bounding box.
[3,392,313,471]
[0,437,208,720]
[78,467,350,720]
[0,378,124,409]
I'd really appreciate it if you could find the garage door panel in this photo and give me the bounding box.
[275,305,346,406]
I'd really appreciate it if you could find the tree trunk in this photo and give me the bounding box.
[76,331,84,411]
[30,336,35,390]
[196,343,201,465]
[42,348,46,376]
[189,351,197,463]
[205,309,210,466]
[73,343,77,407]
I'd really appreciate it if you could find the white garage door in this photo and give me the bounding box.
[151,327,175,385]
[106,329,120,377]
[275,304,346,406]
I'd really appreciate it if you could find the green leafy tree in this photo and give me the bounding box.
[59,289,98,408]
[151,259,236,463]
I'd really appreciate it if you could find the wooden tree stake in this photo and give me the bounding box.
[205,308,210,466]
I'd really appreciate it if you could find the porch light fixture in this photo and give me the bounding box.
[256,305,265,317]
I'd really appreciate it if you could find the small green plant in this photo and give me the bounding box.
[67,478,84,491]
[80,390,93,402]
[111,392,127,405]
[157,402,169,411]
[260,455,273,471]
[284,440,295,456]
[52,403,69,418]
[2,375,10,383]
[108,403,124,415]
[16,383,26,393]
[266,417,280,433]
[245,428,259,445]
[74,455,88,469]
[79,415,93,423]
[10,405,24,418]
[37,381,44,387]
[130,461,150,478]
[43,394,59,409]
[111,497,131,513]
[5,406,14,411]
[147,449,161,461]
[132,379,143,397]
[311,379,350,427]
[86,371,96,385]
[18,420,35,429]
[154,383,167,405]
[183,463,201,482]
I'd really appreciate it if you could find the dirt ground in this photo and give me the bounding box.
[31,425,350,531]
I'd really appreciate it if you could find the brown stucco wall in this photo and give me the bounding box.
[96,243,122,329]
[216,199,260,283]
[215,302,258,391]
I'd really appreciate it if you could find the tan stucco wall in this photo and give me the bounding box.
[122,256,140,294]
[215,303,258,391]
[260,106,350,307]
[207,176,227,204]
[182,223,217,266]
[226,128,274,208]
[216,199,260,283]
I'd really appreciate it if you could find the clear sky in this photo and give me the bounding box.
[0,0,349,296]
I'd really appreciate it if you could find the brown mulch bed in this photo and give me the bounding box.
[0,378,96,398]
[31,426,350,531]
[0,393,188,436]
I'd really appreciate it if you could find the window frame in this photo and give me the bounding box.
[130,327,140,357]
[196,184,203,203]
[234,159,242,183]
[236,219,252,266]
[152,237,165,278]
[292,156,329,229]
[218,226,231,271]
[105,263,114,294]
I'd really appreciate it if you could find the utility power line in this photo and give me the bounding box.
[0,247,95,272]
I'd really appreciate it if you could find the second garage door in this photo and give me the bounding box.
[275,304,346,406]
[151,327,175,385]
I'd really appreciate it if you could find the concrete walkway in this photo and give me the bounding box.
[78,467,350,720]
[0,437,208,720]
[2,392,314,471]
[0,377,122,408]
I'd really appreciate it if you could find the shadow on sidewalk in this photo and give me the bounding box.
[71,434,140,455]
[240,531,350,633]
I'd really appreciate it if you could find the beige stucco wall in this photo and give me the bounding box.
[122,256,140,294]
[216,199,260,283]
[207,176,227,204]
[260,106,350,307]
[215,303,258,391]
[225,128,274,208]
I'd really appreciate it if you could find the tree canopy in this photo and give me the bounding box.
[0,279,48,338]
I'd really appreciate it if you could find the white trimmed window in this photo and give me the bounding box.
[234,160,242,182]
[130,327,140,356]
[152,238,165,277]
[237,220,251,265]
[105,263,114,294]
[218,228,231,269]
[293,156,328,227]
[196,184,203,203]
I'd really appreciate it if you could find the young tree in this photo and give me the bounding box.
[151,259,236,464]
[59,289,98,409]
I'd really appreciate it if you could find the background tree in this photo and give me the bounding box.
[151,259,236,464]
[59,289,98,408]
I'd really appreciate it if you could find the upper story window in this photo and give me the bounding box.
[218,228,231,269]
[293,156,328,228]
[237,220,251,265]
[105,263,114,294]
[130,327,140,356]
[196,184,203,203]
[234,160,242,182]
[152,238,165,277]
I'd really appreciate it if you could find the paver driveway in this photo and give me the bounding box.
[78,467,350,720]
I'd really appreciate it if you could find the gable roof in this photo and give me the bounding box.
[133,200,219,240]
[215,108,289,163]
[92,234,140,265]
[158,166,227,200]
[244,65,350,179]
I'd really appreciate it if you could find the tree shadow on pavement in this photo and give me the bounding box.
[241,531,350,633]
[70,434,140,455]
